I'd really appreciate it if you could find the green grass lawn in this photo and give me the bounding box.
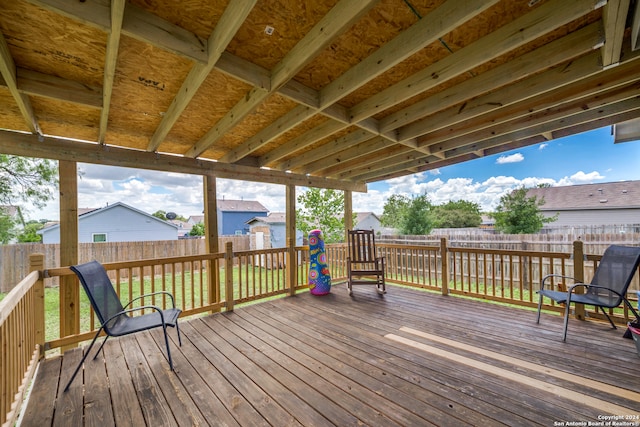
[1,265,308,344]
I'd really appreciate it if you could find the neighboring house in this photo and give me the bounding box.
[525,181,640,228]
[246,213,303,250]
[38,202,178,244]
[353,212,382,233]
[169,219,192,238]
[218,199,268,235]
[187,215,204,226]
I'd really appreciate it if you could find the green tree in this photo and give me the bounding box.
[400,194,433,235]
[0,210,16,244]
[432,200,482,228]
[296,188,348,243]
[152,210,168,221]
[380,194,410,229]
[189,222,205,236]
[491,187,557,234]
[0,155,57,208]
[17,220,44,243]
[0,155,57,243]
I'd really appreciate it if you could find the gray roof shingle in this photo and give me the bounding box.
[526,181,640,211]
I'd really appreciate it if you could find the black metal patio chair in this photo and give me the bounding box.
[346,229,386,295]
[64,260,182,391]
[536,245,640,341]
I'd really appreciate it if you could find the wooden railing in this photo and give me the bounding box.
[0,255,44,427]
[3,239,640,426]
[38,243,310,352]
[326,239,639,321]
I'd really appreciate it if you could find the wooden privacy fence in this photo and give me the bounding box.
[0,236,249,293]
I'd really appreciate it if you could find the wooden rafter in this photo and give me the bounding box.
[98,0,125,144]
[147,0,258,153]
[226,0,498,165]
[184,0,380,159]
[0,130,366,192]
[601,0,630,67]
[256,0,601,176]
[0,31,40,134]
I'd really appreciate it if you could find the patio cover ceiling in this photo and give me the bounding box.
[0,0,639,193]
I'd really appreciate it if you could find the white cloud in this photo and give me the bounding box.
[539,143,548,150]
[26,162,608,223]
[496,153,524,164]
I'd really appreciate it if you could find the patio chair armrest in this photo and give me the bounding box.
[103,304,167,326]
[567,283,624,298]
[125,291,177,309]
[540,274,578,291]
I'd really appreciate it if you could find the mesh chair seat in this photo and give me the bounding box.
[64,260,182,392]
[536,245,640,341]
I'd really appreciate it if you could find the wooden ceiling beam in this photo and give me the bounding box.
[0,31,40,135]
[26,0,207,63]
[307,136,396,177]
[98,0,125,144]
[121,3,208,63]
[0,130,366,192]
[279,129,377,172]
[251,0,601,176]
[421,51,640,153]
[12,68,102,108]
[185,0,379,159]
[341,148,439,182]
[352,96,640,182]
[148,0,257,153]
[218,0,494,164]
[384,21,603,136]
[349,0,602,123]
[327,145,416,180]
[444,94,640,159]
[601,0,630,67]
[25,0,111,30]
[318,0,499,108]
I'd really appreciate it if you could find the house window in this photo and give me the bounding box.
[93,233,107,242]
[235,230,243,235]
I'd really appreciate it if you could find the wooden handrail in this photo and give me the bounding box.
[1,254,44,427]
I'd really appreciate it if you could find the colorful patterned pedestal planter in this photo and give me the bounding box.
[308,229,331,295]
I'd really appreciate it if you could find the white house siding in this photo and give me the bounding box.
[40,203,177,243]
[542,208,640,227]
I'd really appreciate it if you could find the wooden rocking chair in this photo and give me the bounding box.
[346,229,386,295]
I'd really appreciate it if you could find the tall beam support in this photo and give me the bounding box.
[344,190,353,241]
[59,160,79,351]
[286,184,297,296]
[204,175,219,309]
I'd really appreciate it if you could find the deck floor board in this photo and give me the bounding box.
[20,284,640,426]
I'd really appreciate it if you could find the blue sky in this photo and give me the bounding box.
[27,126,640,221]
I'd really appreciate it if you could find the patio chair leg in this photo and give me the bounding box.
[176,321,182,346]
[64,329,103,392]
[536,294,543,324]
[562,301,571,342]
[598,307,616,329]
[163,324,175,371]
[93,335,110,360]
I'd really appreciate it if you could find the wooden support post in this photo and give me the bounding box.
[287,237,296,296]
[344,190,353,242]
[225,241,234,312]
[440,237,449,296]
[572,240,586,320]
[204,175,220,311]
[29,253,45,358]
[59,160,79,351]
[286,185,297,296]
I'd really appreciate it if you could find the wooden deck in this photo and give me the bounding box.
[20,284,640,426]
